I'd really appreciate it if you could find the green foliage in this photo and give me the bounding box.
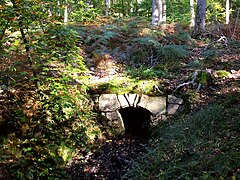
[206,0,226,23]
[125,65,168,80]
[161,45,189,63]
[123,94,240,179]
[0,9,101,178]
[167,0,191,24]
[69,1,101,22]
[137,0,152,18]
[215,70,231,78]
[84,24,122,50]
[167,29,193,45]
[127,37,162,66]
[229,40,240,49]
[202,50,216,60]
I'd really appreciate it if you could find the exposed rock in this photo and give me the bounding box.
[145,96,166,115]
[117,94,129,108]
[106,111,121,121]
[128,94,140,107]
[117,94,140,108]
[99,94,120,111]
[137,94,149,108]
[167,104,183,115]
[168,95,183,104]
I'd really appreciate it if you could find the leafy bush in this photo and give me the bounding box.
[161,45,189,63]
[127,37,163,66]
[0,24,102,179]
[167,30,192,45]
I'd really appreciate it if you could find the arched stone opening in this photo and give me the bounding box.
[118,106,152,137]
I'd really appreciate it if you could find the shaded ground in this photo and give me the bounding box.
[68,40,240,179]
[68,135,148,180]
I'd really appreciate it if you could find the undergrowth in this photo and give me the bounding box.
[0,24,103,179]
[123,93,240,179]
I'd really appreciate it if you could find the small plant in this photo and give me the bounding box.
[125,65,168,79]
[161,45,189,63]
[127,37,163,66]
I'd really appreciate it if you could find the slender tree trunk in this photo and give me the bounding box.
[11,0,39,89]
[105,0,110,16]
[152,0,166,27]
[190,0,195,27]
[162,0,166,28]
[64,3,68,24]
[194,0,206,34]
[11,0,30,61]
[135,0,138,14]
[122,0,125,17]
[152,0,162,25]
[57,1,61,16]
[0,21,9,41]
[226,0,230,24]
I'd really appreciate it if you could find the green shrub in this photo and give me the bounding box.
[0,24,102,179]
[127,37,163,66]
[161,45,189,63]
[125,65,168,79]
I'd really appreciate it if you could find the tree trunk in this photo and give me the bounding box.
[194,0,206,35]
[226,0,230,24]
[121,0,125,17]
[152,0,162,25]
[190,0,195,27]
[64,3,68,24]
[162,0,166,28]
[57,1,61,16]
[105,0,110,16]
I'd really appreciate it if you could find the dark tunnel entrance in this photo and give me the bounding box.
[118,106,152,137]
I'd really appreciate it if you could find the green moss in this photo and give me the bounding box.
[88,77,164,95]
[216,70,231,78]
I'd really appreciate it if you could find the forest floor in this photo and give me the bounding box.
[67,21,240,179]
[0,18,240,179]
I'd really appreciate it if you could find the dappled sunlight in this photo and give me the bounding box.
[0,0,240,177]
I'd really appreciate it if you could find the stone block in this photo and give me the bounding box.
[168,95,183,105]
[167,104,183,115]
[99,94,120,111]
[137,94,149,109]
[117,94,130,108]
[106,111,120,120]
[105,111,125,135]
[128,94,140,107]
[145,96,166,115]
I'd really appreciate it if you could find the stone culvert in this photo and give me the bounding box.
[96,94,184,136]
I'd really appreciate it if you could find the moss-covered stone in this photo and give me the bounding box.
[215,70,231,78]
[87,76,165,96]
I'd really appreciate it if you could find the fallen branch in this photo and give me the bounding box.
[174,69,213,92]
[174,71,198,92]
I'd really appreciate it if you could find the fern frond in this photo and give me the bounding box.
[131,37,162,48]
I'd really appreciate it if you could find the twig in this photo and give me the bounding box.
[174,70,199,92]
